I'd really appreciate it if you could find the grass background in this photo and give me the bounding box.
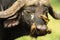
[15,0,60,40]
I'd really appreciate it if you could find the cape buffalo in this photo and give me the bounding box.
[0,0,60,40]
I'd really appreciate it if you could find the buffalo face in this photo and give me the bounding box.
[22,5,51,37]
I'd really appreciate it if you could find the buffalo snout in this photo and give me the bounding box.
[30,24,51,37]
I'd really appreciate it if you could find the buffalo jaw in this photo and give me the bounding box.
[0,0,25,18]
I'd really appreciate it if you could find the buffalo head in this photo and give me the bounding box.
[22,5,51,37]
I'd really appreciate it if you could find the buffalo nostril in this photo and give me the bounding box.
[36,25,48,31]
[36,25,48,35]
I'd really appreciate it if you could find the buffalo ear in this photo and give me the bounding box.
[4,18,19,28]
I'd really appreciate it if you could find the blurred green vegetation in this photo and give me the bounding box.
[15,0,60,40]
